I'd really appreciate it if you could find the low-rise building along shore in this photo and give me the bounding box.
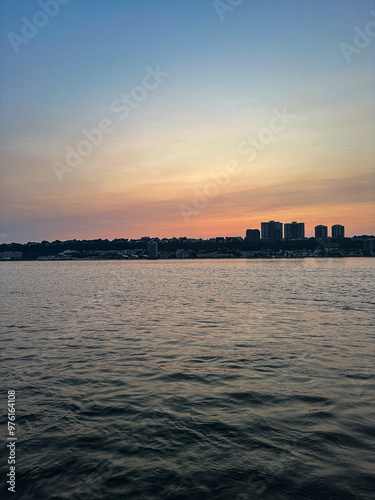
[0,236,374,260]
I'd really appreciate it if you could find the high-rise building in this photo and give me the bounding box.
[331,224,345,238]
[284,221,305,240]
[315,225,328,238]
[261,221,283,240]
[245,229,260,241]
[147,241,158,259]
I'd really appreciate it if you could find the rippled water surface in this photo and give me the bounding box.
[1,258,375,499]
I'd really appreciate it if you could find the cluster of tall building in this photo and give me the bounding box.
[246,221,345,241]
[316,224,345,239]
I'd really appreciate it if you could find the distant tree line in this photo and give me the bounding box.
[0,236,372,259]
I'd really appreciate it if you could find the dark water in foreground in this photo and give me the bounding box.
[1,258,374,500]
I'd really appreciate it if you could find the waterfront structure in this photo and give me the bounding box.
[261,221,283,240]
[315,225,328,238]
[245,229,260,241]
[176,249,192,258]
[0,251,23,259]
[284,221,305,240]
[332,224,345,238]
[147,241,158,259]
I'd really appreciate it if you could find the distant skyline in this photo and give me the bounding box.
[1,0,374,243]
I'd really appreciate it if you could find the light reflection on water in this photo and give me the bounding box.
[0,258,374,499]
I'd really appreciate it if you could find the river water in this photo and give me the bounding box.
[1,258,374,499]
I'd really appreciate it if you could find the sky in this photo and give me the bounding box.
[0,0,374,243]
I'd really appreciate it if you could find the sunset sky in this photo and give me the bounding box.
[0,0,374,243]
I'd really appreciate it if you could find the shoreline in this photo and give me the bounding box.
[1,255,374,262]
